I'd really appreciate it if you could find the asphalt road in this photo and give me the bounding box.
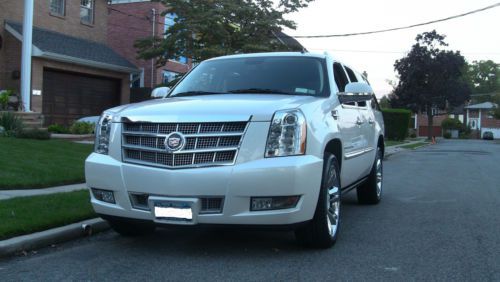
[1,139,499,281]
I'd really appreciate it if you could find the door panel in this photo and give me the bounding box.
[333,104,366,187]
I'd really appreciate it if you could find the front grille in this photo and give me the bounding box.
[129,193,224,214]
[122,122,247,169]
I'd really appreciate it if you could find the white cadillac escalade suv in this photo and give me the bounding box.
[85,52,385,248]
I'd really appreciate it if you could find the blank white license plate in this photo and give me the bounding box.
[154,201,193,221]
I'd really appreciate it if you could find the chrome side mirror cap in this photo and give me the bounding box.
[338,82,373,104]
[151,87,171,99]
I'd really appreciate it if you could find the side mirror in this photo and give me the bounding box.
[338,82,373,104]
[151,87,170,99]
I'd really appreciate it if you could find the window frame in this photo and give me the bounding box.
[80,0,95,25]
[49,0,66,17]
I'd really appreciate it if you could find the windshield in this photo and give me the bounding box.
[170,56,330,97]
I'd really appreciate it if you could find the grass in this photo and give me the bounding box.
[0,190,96,240]
[0,138,93,189]
[385,140,407,147]
[400,142,428,150]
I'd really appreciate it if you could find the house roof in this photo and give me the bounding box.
[5,21,138,73]
[465,102,498,110]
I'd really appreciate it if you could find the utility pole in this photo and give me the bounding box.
[151,8,156,88]
[21,0,34,112]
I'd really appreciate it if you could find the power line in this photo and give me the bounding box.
[307,48,500,56]
[290,2,500,38]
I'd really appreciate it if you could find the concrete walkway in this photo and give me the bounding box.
[0,183,86,200]
[385,139,429,157]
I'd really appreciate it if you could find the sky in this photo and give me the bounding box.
[283,0,500,98]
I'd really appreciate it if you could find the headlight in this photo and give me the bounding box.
[265,109,306,157]
[94,113,113,154]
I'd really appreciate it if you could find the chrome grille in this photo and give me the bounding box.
[122,122,247,169]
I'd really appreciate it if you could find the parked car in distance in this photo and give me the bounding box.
[85,52,385,248]
[483,131,494,140]
[77,116,100,124]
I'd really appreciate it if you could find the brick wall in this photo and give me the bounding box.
[0,32,22,93]
[108,1,190,88]
[481,109,500,128]
[0,0,109,43]
[417,113,448,137]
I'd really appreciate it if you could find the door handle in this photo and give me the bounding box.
[331,110,339,120]
[356,117,363,126]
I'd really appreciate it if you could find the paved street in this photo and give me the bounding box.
[1,139,499,281]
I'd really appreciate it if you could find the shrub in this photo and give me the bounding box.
[16,129,51,140]
[48,124,69,134]
[0,112,23,136]
[69,121,95,135]
[441,118,462,130]
[410,133,417,138]
[443,132,452,139]
[0,91,9,110]
[381,108,412,140]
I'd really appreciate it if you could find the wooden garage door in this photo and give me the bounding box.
[42,69,121,126]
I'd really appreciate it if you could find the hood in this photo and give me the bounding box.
[110,94,317,122]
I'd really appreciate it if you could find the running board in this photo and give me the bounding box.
[341,177,368,193]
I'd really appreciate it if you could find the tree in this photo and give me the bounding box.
[390,30,470,140]
[379,95,391,109]
[135,0,314,65]
[466,60,499,94]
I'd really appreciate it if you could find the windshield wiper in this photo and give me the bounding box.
[171,91,228,97]
[228,88,293,95]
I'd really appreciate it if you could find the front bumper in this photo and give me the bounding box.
[85,153,323,225]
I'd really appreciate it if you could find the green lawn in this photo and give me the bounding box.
[385,140,407,147]
[0,138,93,189]
[400,142,428,150]
[0,190,96,240]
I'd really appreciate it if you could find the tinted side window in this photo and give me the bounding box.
[344,67,358,82]
[333,63,349,92]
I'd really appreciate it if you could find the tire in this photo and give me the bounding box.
[107,217,156,237]
[295,152,341,248]
[357,148,383,205]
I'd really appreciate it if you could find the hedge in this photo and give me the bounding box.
[381,108,411,140]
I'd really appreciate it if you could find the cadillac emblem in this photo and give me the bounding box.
[165,132,185,152]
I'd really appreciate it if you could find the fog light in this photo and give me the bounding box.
[251,196,300,211]
[92,188,115,204]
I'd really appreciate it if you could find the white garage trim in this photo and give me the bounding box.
[481,128,500,139]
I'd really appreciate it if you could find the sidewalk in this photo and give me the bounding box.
[0,183,86,200]
[385,139,429,157]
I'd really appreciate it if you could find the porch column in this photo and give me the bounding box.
[21,0,34,112]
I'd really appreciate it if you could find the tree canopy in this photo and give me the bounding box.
[390,30,470,114]
[135,0,314,65]
[466,60,499,94]
[390,30,470,139]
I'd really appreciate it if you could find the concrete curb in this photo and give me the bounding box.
[0,218,109,258]
[0,184,86,200]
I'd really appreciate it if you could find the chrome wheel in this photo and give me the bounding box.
[376,157,383,198]
[326,167,340,237]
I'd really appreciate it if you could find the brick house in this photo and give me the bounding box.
[465,102,500,139]
[0,0,137,125]
[107,0,191,90]
[414,109,449,137]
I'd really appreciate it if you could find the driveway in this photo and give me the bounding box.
[1,139,499,281]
